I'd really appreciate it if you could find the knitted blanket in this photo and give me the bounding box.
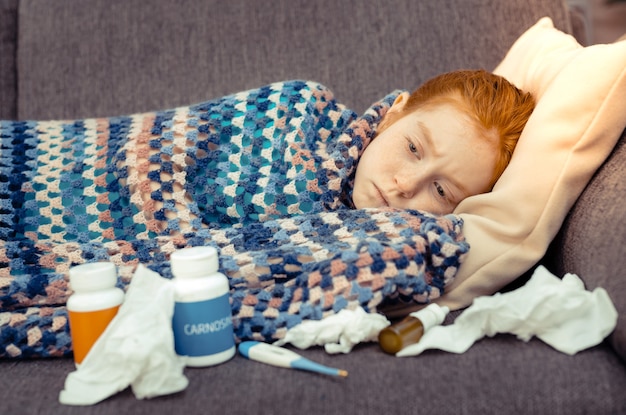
[0,81,469,358]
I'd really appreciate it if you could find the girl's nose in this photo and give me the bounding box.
[394,172,421,199]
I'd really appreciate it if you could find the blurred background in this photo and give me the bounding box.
[568,0,626,44]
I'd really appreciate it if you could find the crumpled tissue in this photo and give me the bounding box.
[59,265,188,406]
[274,306,390,354]
[397,266,618,357]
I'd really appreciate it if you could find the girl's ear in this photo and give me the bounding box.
[390,91,410,113]
[377,91,410,134]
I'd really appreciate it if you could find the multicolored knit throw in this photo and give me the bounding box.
[0,81,469,358]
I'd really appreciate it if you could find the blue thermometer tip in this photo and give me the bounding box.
[292,357,349,377]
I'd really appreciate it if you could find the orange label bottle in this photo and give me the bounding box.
[67,262,124,366]
[68,305,121,365]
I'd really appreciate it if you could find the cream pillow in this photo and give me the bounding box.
[438,17,626,309]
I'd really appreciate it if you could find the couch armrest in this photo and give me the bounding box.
[545,126,626,363]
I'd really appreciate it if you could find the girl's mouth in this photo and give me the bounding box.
[374,185,389,207]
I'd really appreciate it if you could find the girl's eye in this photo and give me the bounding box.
[435,182,446,198]
[407,140,420,158]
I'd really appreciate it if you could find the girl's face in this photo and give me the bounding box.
[352,95,498,214]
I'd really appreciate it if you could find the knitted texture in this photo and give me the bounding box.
[0,81,469,358]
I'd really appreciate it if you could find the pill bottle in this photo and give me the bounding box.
[67,262,124,366]
[171,246,235,367]
[378,303,449,354]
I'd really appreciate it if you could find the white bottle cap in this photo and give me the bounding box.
[409,303,450,332]
[69,262,117,293]
[171,246,219,279]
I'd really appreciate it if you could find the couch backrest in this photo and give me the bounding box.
[0,0,17,119]
[6,0,571,120]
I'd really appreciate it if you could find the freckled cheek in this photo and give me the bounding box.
[362,155,391,180]
[415,196,436,213]
[415,199,452,215]
[393,159,418,186]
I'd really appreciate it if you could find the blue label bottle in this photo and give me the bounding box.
[171,247,235,367]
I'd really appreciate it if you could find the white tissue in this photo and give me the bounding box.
[59,265,188,406]
[274,306,390,354]
[397,266,618,357]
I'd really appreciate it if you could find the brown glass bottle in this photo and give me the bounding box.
[378,304,449,354]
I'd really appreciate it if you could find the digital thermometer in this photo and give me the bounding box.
[238,341,348,377]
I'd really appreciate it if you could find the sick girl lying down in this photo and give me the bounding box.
[0,70,534,357]
[126,69,534,231]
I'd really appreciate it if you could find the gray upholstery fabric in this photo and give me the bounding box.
[17,0,571,120]
[547,130,626,364]
[2,339,625,415]
[0,0,17,119]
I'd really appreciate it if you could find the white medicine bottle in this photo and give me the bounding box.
[171,246,235,367]
[67,262,124,366]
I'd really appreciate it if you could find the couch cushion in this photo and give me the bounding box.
[438,19,626,312]
[1,339,625,414]
[0,0,17,119]
[16,0,571,119]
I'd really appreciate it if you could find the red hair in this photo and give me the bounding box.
[379,70,535,188]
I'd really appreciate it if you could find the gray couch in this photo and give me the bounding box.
[1,0,625,414]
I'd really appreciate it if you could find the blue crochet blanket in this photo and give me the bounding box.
[0,81,469,358]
